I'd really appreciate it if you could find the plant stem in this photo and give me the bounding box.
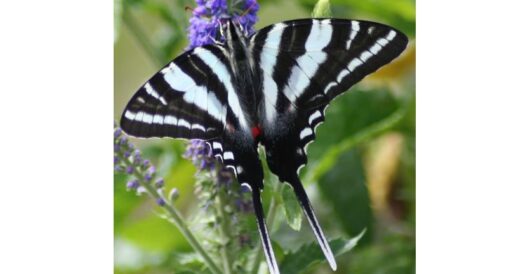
[249,178,283,274]
[215,185,234,274]
[119,156,223,274]
[122,6,167,67]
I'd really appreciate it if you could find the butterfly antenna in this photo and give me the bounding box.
[289,176,337,271]
[251,186,280,274]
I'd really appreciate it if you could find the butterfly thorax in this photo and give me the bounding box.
[224,20,263,140]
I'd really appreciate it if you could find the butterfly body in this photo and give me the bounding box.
[121,18,407,274]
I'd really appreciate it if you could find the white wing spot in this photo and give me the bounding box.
[376,38,389,47]
[153,114,164,124]
[141,113,153,124]
[387,30,396,41]
[360,51,373,62]
[134,111,144,122]
[213,142,223,151]
[308,111,322,125]
[124,110,136,120]
[164,115,178,125]
[324,82,337,94]
[223,151,234,160]
[192,124,206,131]
[162,62,195,92]
[348,58,363,72]
[145,82,167,106]
[370,43,383,55]
[178,118,191,129]
[346,21,360,49]
[300,127,313,140]
[337,69,349,83]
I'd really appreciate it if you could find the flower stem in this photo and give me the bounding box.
[249,178,283,274]
[119,155,223,274]
[215,185,235,274]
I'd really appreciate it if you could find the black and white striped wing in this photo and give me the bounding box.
[251,19,407,111]
[120,44,242,141]
[250,18,408,270]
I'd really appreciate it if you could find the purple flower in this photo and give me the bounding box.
[126,180,140,190]
[184,139,217,172]
[119,136,128,146]
[156,198,166,206]
[133,149,142,164]
[114,128,122,138]
[142,159,151,169]
[155,178,164,188]
[187,0,259,49]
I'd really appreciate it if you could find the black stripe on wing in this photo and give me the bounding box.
[120,45,236,141]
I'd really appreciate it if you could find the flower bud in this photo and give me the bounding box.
[155,178,164,188]
[169,188,180,201]
[126,180,140,190]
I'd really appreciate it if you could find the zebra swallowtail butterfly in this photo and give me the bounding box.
[120,18,407,274]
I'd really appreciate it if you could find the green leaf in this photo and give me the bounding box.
[280,185,303,231]
[280,230,366,274]
[303,88,401,182]
[114,0,122,43]
[312,0,332,18]
[318,150,373,240]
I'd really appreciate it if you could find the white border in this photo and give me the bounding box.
[418,0,530,273]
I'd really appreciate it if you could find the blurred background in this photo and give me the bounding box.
[114,0,415,273]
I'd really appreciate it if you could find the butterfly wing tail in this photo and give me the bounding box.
[251,186,280,274]
[289,177,337,271]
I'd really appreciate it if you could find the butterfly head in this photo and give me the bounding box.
[219,18,245,43]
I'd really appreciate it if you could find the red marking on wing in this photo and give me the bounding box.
[251,125,262,139]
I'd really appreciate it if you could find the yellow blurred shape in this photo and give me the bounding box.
[364,41,416,89]
[365,133,404,214]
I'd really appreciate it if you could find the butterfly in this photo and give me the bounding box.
[120,18,407,274]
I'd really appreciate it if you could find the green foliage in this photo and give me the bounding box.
[312,0,331,17]
[298,0,415,36]
[319,150,373,241]
[280,185,303,231]
[280,230,365,274]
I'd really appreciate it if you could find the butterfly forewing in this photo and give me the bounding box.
[251,19,408,110]
[251,18,408,176]
[120,45,235,140]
